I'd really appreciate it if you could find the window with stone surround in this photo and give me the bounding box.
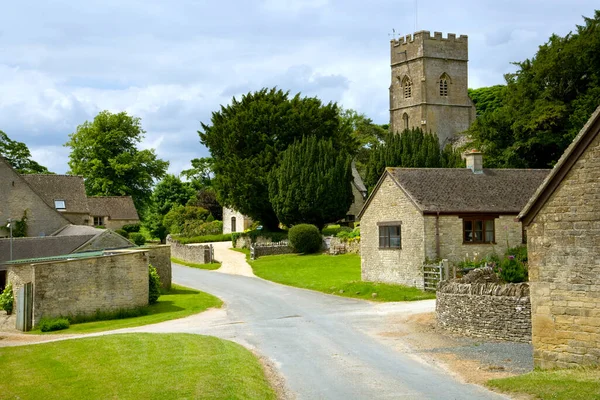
[402,76,412,98]
[439,73,450,96]
[462,216,495,244]
[378,221,401,248]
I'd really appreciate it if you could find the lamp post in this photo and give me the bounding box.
[6,218,13,261]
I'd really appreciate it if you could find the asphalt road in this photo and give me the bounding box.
[163,264,508,400]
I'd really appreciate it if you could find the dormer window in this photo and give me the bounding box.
[54,200,66,210]
[439,73,451,97]
[401,76,412,99]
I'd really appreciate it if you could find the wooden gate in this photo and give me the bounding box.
[423,260,449,291]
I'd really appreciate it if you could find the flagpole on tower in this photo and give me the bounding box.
[415,0,418,32]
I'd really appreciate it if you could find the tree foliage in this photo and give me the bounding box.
[467,11,600,168]
[0,130,51,174]
[268,136,353,229]
[65,111,169,214]
[181,157,214,190]
[468,85,506,115]
[199,88,357,230]
[187,187,222,220]
[364,128,464,192]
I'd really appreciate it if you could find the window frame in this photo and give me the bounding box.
[93,216,104,226]
[401,76,412,99]
[378,221,402,249]
[54,199,66,210]
[461,215,496,244]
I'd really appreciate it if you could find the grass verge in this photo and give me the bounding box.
[487,367,600,400]
[31,285,222,334]
[250,253,435,302]
[0,333,276,400]
[171,257,221,270]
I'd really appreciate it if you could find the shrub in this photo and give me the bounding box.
[172,233,232,244]
[130,232,146,246]
[231,229,288,248]
[507,245,528,263]
[115,229,129,238]
[496,256,528,283]
[39,317,70,332]
[122,223,141,233]
[336,227,360,241]
[0,284,14,314]
[148,264,161,304]
[288,224,322,254]
[67,307,149,324]
[181,220,223,237]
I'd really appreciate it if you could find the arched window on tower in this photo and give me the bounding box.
[401,76,412,99]
[402,113,409,130]
[439,73,451,97]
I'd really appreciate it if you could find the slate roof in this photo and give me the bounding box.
[22,174,89,214]
[380,167,550,214]
[518,105,600,226]
[351,161,367,195]
[0,235,95,264]
[52,224,104,237]
[87,196,140,220]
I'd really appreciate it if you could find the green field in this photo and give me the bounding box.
[250,253,435,302]
[0,334,276,400]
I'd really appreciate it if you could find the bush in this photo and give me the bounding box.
[496,256,528,283]
[115,229,129,239]
[172,233,232,244]
[288,224,322,254]
[39,317,70,332]
[148,264,161,304]
[181,220,223,237]
[67,307,149,324]
[336,227,360,241]
[0,284,14,314]
[122,223,141,233]
[231,229,288,248]
[507,245,528,263]
[130,232,146,246]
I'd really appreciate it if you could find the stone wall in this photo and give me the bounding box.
[8,250,149,326]
[105,218,140,231]
[360,174,426,289]
[251,242,294,259]
[437,279,531,343]
[145,245,172,290]
[527,129,600,368]
[329,237,360,255]
[167,236,213,264]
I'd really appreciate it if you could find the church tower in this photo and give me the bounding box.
[389,31,476,145]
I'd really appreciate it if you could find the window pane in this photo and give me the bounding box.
[485,220,494,242]
[464,221,472,230]
[474,230,483,241]
[475,220,483,231]
[390,237,401,248]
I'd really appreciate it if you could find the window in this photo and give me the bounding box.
[403,113,409,130]
[93,216,104,226]
[54,200,66,210]
[402,76,412,98]
[378,222,401,248]
[463,217,495,244]
[439,73,450,96]
[231,216,237,232]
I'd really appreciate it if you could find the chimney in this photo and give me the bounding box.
[465,151,483,174]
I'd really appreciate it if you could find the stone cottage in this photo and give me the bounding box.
[358,153,548,289]
[517,105,600,369]
[87,196,140,229]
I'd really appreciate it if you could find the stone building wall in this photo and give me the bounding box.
[423,214,524,264]
[167,236,213,264]
[527,131,600,368]
[360,174,426,289]
[437,280,531,342]
[8,250,149,326]
[222,207,253,234]
[104,218,140,231]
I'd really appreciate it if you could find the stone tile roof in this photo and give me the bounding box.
[87,196,139,220]
[351,161,367,194]
[52,224,104,237]
[21,174,89,214]
[518,105,600,225]
[386,167,550,214]
[0,235,94,264]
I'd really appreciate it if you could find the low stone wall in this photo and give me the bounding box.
[436,280,531,343]
[234,235,286,249]
[166,236,213,264]
[145,245,171,290]
[251,242,294,259]
[328,237,360,255]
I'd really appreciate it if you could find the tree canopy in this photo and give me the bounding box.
[0,130,51,174]
[467,10,600,168]
[364,128,464,192]
[181,157,214,190]
[268,136,353,229]
[65,111,169,214]
[199,88,357,230]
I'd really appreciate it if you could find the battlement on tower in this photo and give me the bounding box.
[391,31,469,65]
[391,30,468,46]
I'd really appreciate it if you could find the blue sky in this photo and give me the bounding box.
[0,1,597,175]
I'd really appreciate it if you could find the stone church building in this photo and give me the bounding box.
[389,31,476,145]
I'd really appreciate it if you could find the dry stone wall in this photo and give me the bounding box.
[167,236,213,264]
[251,242,293,259]
[436,280,531,343]
[145,245,171,289]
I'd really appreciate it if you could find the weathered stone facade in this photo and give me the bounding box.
[167,236,213,264]
[361,174,426,288]
[437,278,531,343]
[519,108,600,368]
[8,250,149,326]
[389,31,476,145]
[222,207,253,234]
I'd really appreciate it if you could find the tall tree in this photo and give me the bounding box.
[181,157,214,190]
[0,130,51,174]
[268,136,353,229]
[65,111,169,214]
[364,128,464,192]
[467,11,600,168]
[199,88,357,230]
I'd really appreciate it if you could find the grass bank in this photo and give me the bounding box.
[171,257,221,270]
[0,333,276,400]
[31,285,222,334]
[250,253,434,302]
[487,367,600,400]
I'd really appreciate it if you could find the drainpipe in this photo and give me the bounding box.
[435,212,440,260]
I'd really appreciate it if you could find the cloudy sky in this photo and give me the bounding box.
[1,1,597,175]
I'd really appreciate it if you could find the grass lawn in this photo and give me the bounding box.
[31,285,222,334]
[171,257,221,270]
[0,333,276,400]
[487,367,600,399]
[250,253,435,302]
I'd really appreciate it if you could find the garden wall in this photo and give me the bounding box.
[167,236,213,264]
[436,280,531,343]
[328,237,360,255]
[251,242,294,259]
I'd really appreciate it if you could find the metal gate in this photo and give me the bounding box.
[16,282,33,332]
